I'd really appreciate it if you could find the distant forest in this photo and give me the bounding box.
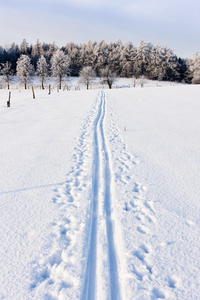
[0,39,199,84]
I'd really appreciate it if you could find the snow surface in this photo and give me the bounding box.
[0,84,200,299]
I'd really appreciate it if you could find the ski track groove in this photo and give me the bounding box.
[82,91,121,300]
[100,92,121,300]
[81,92,101,300]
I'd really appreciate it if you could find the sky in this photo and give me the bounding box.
[0,0,199,58]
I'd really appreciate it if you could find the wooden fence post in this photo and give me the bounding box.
[32,86,35,99]
[7,91,11,107]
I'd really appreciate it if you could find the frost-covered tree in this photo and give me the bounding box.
[78,66,96,89]
[184,58,193,83]
[0,39,190,82]
[31,39,43,68]
[133,41,148,78]
[20,39,28,54]
[31,39,42,58]
[16,55,34,89]
[120,42,135,77]
[190,52,200,84]
[109,40,123,76]
[139,75,147,87]
[100,67,117,89]
[7,43,20,70]
[51,49,70,89]
[146,44,164,80]
[36,55,49,89]
[64,42,81,76]
[95,40,109,74]
[0,61,13,89]
[178,58,188,83]
[159,46,179,81]
[47,42,58,59]
[79,40,97,68]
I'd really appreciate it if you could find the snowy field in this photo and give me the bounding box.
[0,83,200,299]
[0,76,179,90]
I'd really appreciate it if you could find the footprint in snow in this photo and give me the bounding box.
[133,182,148,193]
[168,275,181,288]
[152,287,167,299]
[133,244,153,275]
[131,263,149,281]
[137,225,150,234]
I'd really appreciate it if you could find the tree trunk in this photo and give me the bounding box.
[7,75,10,89]
[59,74,62,89]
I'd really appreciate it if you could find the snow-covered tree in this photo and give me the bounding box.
[78,66,96,89]
[65,42,81,76]
[139,75,147,87]
[146,44,164,80]
[79,40,97,69]
[0,39,190,82]
[31,39,42,58]
[16,55,34,89]
[133,41,148,78]
[51,49,70,89]
[31,39,43,68]
[47,42,58,59]
[109,40,123,76]
[159,46,179,81]
[100,67,117,89]
[36,55,49,89]
[120,42,135,77]
[0,61,13,89]
[20,39,28,54]
[95,40,109,74]
[190,52,200,84]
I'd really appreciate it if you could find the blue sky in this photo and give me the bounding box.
[0,0,199,58]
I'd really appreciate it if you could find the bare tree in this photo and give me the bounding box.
[16,55,34,89]
[100,67,117,89]
[51,49,70,89]
[190,52,200,84]
[36,55,49,89]
[0,61,13,89]
[139,75,146,87]
[78,66,96,89]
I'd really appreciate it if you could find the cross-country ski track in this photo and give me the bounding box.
[31,90,124,300]
[82,91,121,300]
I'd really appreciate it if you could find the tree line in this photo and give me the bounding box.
[0,39,199,89]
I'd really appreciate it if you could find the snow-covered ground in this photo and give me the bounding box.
[0,75,179,90]
[0,83,200,299]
